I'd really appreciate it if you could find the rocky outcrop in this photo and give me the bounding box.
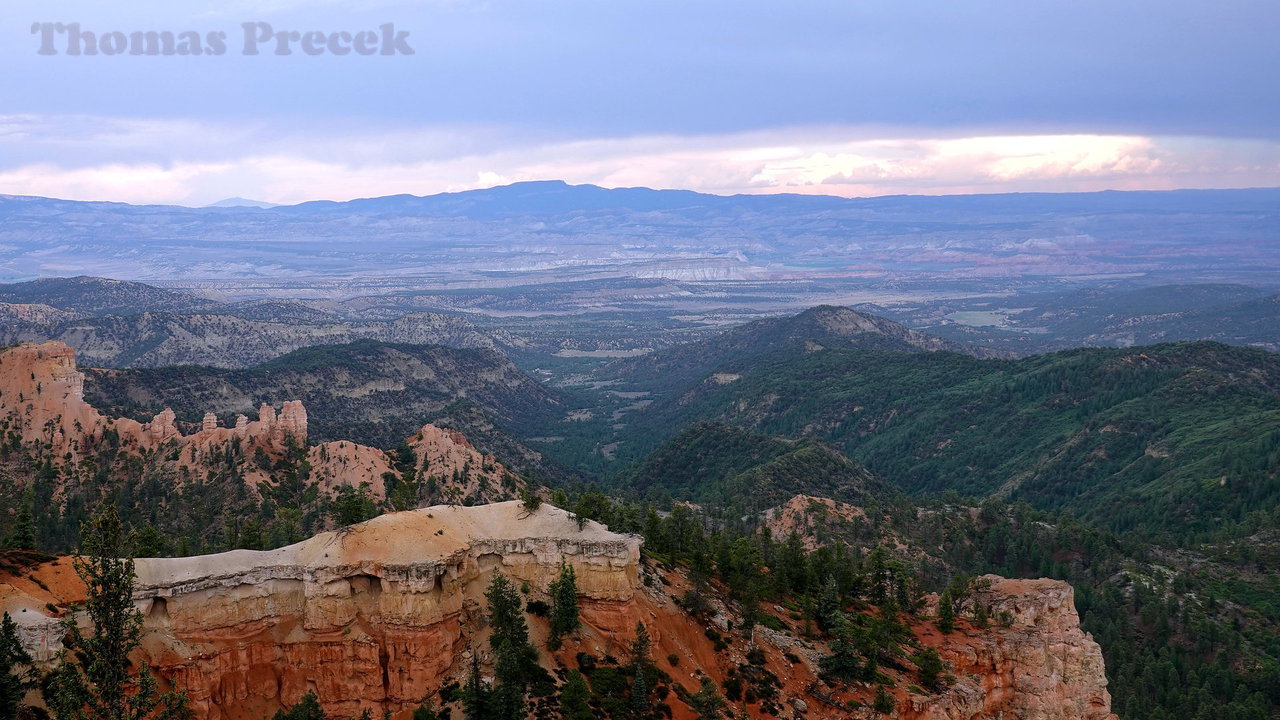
[405,424,511,500]
[761,494,868,550]
[277,400,308,443]
[0,341,517,506]
[903,576,1116,720]
[0,340,104,455]
[136,502,638,719]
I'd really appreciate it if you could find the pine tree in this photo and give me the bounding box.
[548,563,580,650]
[330,484,379,526]
[388,473,420,512]
[4,493,36,551]
[519,488,541,516]
[872,685,895,714]
[1,611,34,719]
[271,691,325,720]
[687,677,725,720]
[491,639,524,720]
[817,574,842,632]
[937,590,956,634]
[462,655,490,720]
[867,545,891,604]
[485,574,537,673]
[818,612,867,682]
[628,622,653,718]
[44,504,191,720]
[973,601,990,629]
[558,670,594,720]
[483,574,537,720]
[915,647,944,691]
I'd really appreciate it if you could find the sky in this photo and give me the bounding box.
[1,0,1277,205]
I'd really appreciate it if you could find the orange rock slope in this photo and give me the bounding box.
[2,502,1115,720]
[0,340,520,504]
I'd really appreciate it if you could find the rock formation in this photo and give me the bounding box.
[0,340,103,455]
[3,502,639,719]
[1,501,1115,720]
[0,341,518,506]
[903,576,1115,720]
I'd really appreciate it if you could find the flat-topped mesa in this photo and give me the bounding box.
[131,502,638,719]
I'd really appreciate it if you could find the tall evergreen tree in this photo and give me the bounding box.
[816,574,842,632]
[1,611,34,720]
[937,590,956,634]
[627,622,653,718]
[491,639,524,720]
[44,504,191,720]
[484,574,537,673]
[867,545,891,604]
[548,563,580,650]
[558,670,594,720]
[461,655,490,720]
[4,493,36,551]
[483,574,537,720]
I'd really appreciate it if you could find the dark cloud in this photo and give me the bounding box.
[1,0,1276,139]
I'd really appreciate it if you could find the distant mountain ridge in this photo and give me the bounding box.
[0,275,221,314]
[10,180,1280,214]
[1,184,1277,282]
[205,197,278,208]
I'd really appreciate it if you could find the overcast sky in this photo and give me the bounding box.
[1,0,1277,205]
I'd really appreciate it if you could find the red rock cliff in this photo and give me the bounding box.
[2,503,1116,720]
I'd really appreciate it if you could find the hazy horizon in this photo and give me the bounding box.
[5,177,1280,209]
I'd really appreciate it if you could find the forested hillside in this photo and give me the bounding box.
[618,341,1280,543]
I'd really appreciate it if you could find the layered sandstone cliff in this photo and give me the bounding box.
[3,502,638,720]
[133,502,639,719]
[1,502,1116,720]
